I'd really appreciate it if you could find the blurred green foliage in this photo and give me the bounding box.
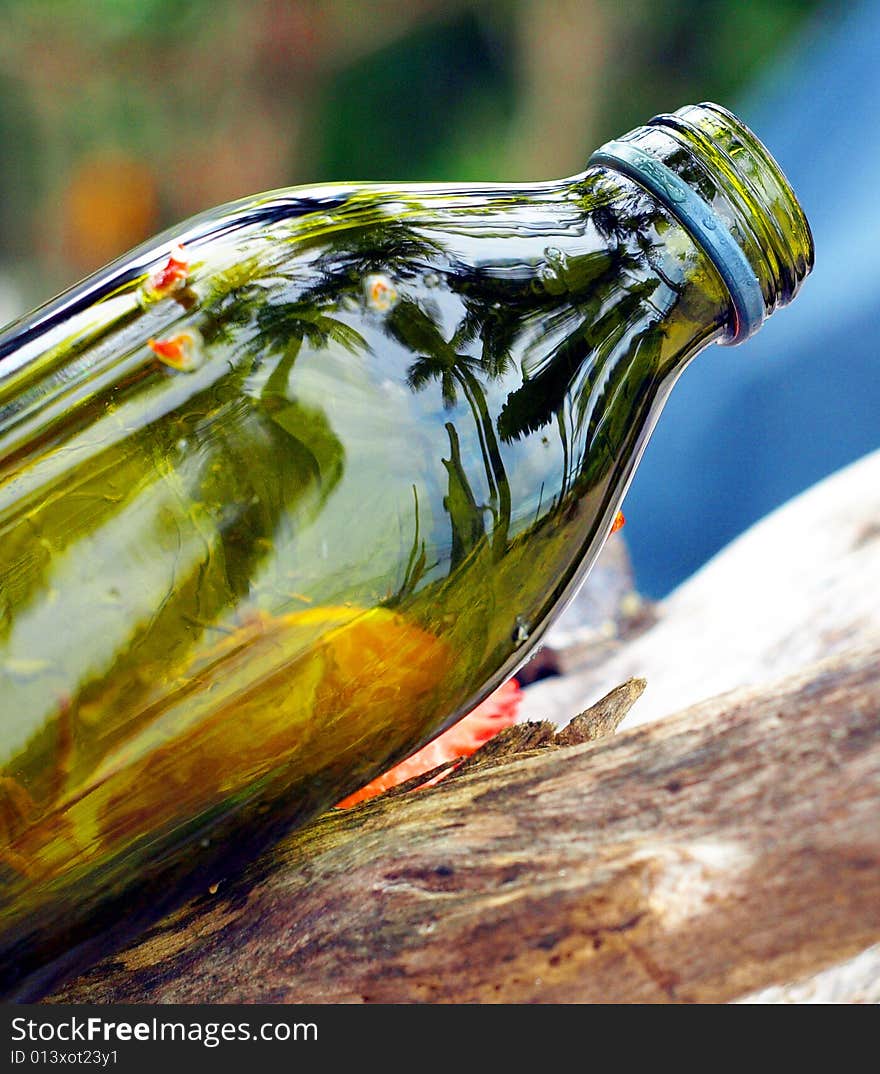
[0,0,828,313]
[319,9,515,181]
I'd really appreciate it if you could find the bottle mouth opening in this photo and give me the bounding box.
[588,102,814,345]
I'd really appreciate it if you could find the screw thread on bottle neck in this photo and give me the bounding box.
[589,102,814,345]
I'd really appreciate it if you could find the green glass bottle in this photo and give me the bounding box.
[0,103,812,997]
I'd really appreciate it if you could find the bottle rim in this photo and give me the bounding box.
[588,101,814,346]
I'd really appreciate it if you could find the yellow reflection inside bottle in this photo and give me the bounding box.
[1,604,449,895]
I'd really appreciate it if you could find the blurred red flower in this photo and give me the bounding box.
[336,678,521,808]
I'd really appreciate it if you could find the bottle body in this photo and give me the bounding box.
[0,104,812,996]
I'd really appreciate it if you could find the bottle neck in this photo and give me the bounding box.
[587,102,814,345]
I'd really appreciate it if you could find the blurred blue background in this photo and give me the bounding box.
[0,0,873,596]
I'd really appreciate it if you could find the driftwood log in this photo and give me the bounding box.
[48,450,880,1004]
